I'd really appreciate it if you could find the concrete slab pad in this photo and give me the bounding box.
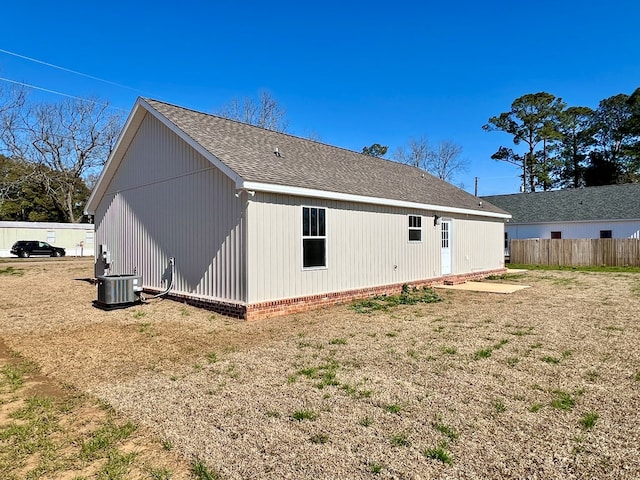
[505,268,528,274]
[434,281,530,294]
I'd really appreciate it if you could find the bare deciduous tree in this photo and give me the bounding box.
[0,85,26,154]
[394,137,430,170]
[217,90,288,132]
[428,140,467,182]
[394,137,467,183]
[1,85,29,213]
[0,97,122,222]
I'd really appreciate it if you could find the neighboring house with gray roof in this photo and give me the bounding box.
[86,98,510,319]
[483,184,640,251]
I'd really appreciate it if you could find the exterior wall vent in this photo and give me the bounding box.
[96,274,143,308]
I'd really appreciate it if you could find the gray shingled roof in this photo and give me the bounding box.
[482,183,640,223]
[145,99,508,216]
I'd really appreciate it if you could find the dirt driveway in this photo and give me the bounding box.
[1,258,639,479]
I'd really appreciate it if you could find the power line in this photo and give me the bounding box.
[0,47,145,94]
[0,77,127,112]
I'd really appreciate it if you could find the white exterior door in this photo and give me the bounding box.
[441,220,452,275]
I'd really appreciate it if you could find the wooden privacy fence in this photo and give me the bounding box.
[510,239,640,267]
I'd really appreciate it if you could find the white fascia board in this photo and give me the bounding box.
[241,181,511,220]
[139,99,244,188]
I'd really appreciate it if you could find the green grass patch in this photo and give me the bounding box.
[384,403,403,414]
[0,356,179,479]
[542,356,560,364]
[423,442,453,464]
[97,450,137,479]
[359,416,374,427]
[604,325,624,332]
[2,364,27,390]
[0,266,24,276]
[80,420,137,460]
[138,321,154,336]
[148,467,174,479]
[580,412,599,430]
[390,432,411,447]
[192,459,221,479]
[529,402,543,413]
[368,462,383,474]
[441,346,457,355]
[493,400,507,413]
[506,357,520,367]
[509,327,534,336]
[328,338,347,345]
[474,348,492,360]
[486,272,527,281]
[434,421,459,441]
[1,357,37,391]
[508,263,640,274]
[291,409,319,421]
[351,286,441,313]
[296,361,341,389]
[551,390,576,411]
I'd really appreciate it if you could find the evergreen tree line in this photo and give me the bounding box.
[484,88,640,192]
[0,154,91,222]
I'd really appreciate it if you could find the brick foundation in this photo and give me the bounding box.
[144,268,507,321]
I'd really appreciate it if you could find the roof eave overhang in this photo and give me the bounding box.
[241,181,511,219]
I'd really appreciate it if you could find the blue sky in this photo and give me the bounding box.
[2,0,639,195]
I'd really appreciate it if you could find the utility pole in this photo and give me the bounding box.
[474,177,478,197]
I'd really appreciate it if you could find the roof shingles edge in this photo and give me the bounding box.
[142,98,509,217]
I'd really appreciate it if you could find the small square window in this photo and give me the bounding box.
[408,215,422,242]
[599,230,612,239]
[550,231,562,239]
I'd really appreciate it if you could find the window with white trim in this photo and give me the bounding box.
[441,221,450,248]
[408,215,422,242]
[302,207,326,268]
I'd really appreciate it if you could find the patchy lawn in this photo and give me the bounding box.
[1,258,639,479]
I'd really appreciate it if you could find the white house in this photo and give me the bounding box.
[483,184,640,252]
[85,98,510,319]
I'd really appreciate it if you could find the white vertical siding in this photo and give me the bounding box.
[508,220,640,240]
[94,112,247,302]
[452,217,505,274]
[246,194,504,303]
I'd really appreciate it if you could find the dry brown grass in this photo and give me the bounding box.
[1,258,639,479]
